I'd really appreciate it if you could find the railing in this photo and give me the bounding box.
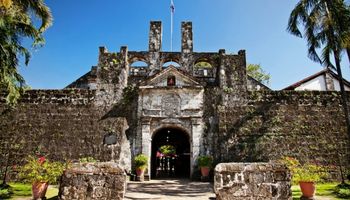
[193,68,216,78]
[129,67,150,76]
[155,156,177,177]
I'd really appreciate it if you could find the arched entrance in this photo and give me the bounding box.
[151,127,190,179]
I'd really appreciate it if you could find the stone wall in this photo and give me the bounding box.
[212,90,350,168]
[214,163,292,200]
[0,89,131,171]
[59,162,126,200]
[247,76,270,91]
[1,20,349,183]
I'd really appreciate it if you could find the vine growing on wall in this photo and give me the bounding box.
[121,85,138,105]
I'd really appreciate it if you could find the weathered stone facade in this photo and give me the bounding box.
[214,163,292,200]
[59,162,126,200]
[0,21,349,181]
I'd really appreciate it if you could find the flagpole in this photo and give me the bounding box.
[170,0,174,53]
[171,9,173,53]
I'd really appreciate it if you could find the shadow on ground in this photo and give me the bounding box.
[125,179,216,200]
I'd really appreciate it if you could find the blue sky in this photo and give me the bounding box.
[20,0,350,90]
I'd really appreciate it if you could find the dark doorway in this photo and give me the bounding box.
[151,128,190,179]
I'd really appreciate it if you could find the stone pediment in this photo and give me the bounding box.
[139,66,202,88]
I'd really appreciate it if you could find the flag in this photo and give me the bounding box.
[170,0,175,14]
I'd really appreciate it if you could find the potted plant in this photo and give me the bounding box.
[281,157,328,199]
[197,155,213,177]
[134,154,148,178]
[19,155,65,200]
[159,145,176,157]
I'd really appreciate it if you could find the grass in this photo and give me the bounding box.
[292,182,349,200]
[0,182,58,200]
[1,181,349,200]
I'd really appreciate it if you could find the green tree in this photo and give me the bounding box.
[246,64,270,85]
[0,0,52,105]
[288,0,350,181]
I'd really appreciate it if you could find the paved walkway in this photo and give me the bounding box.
[124,179,216,200]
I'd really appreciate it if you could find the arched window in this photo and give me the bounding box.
[167,76,176,86]
[194,61,212,69]
[130,61,149,68]
[130,61,149,76]
[163,61,181,68]
[194,61,213,77]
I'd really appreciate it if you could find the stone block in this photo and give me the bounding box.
[59,162,126,200]
[214,163,292,200]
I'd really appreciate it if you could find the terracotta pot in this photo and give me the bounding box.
[136,168,144,177]
[200,166,210,177]
[299,181,316,198]
[32,181,49,200]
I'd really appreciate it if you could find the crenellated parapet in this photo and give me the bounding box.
[92,21,247,91]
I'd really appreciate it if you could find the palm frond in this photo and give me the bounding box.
[17,0,53,32]
[287,1,306,37]
[321,44,336,69]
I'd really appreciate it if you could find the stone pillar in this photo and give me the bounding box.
[141,118,152,180]
[119,46,129,86]
[218,49,226,89]
[148,21,162,70]
[181,22,193,53]
[149,21,162,52]
[325,72,335,91]
[95,45,127,108]
[237,50,248,93]
[219,50,247,107]
[99,46,108,58]
[181,22,194,72]
[191,118,203,179]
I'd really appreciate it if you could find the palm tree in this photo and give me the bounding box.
[0,0,52,186]
[0,0,52,104]
[288,0,350,182]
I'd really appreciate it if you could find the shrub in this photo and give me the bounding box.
[134,154,148,170]
[0,187,12,199]
[19,155,65,184]
[280,157,328,184]
[335,183,350,198]
[79,157,97,163]
[197,155,213,168]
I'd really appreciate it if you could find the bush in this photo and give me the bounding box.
[134,154,148,170]
[19,155,65,184]
[0,188,11,199]
[280,157,328,184]
[79,157,97,163]
[334,183,350,198]
[197,155,213,168]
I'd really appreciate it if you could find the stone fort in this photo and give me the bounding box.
[0,21,349,180]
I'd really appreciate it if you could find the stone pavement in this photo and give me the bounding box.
[124,179,216,200]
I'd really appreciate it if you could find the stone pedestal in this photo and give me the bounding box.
[214,163,292,200]
[59,162,126,200]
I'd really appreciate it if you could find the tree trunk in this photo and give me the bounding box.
[1,152,11,187]
[334,52,350,164]
[347,48,350,67]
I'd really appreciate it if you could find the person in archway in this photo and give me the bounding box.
[155,148,163,176]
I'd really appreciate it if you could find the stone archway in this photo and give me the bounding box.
[151,127,191,179]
